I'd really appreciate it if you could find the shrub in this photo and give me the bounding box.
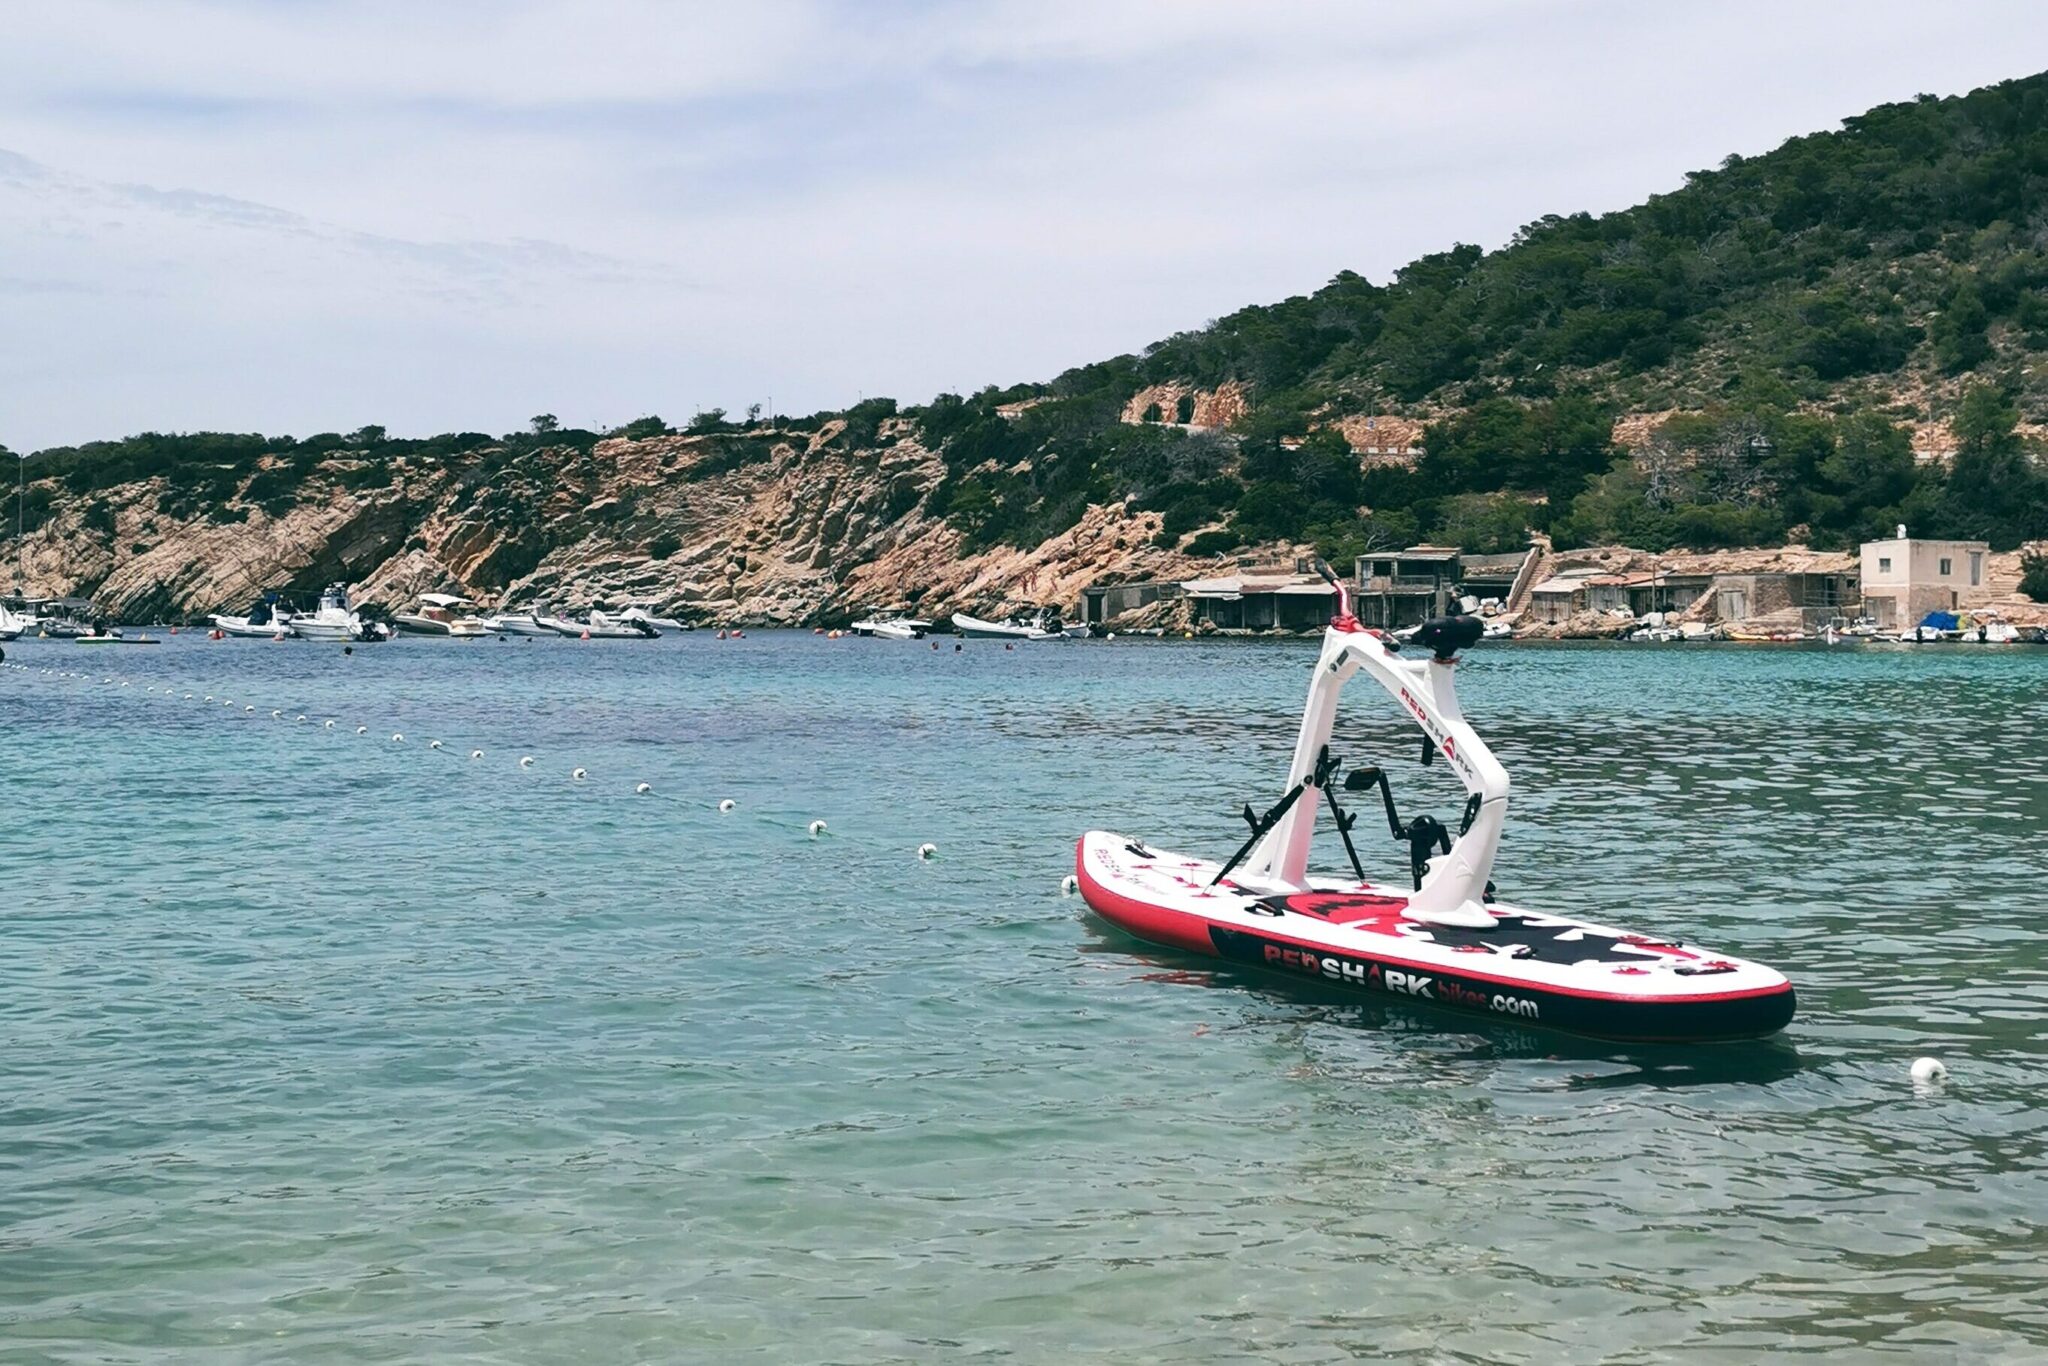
[1187,529,1242,556]
[649,534,682,561]
[2021,550,2048,603]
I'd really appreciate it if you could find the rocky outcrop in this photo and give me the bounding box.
[12,429,1240,626]
[1119,382,1250,429]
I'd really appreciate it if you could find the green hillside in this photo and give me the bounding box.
[907,71,2048,556]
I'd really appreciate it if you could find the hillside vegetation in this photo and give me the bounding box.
[899,71,2048,559]
[7,72,2048,603]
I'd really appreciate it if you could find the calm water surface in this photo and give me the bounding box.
[2,632,2045,1363]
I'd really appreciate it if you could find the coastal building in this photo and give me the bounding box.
[1454,551,1535,607]
[1859,528,1989,629]
[1077,579,1180,627]
[1526,569,1603,624]
[1181,570,1335,632]
[1352,546,1461,628]
[1695,567,1859,628]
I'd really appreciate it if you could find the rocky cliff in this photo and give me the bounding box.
[10,422,1239,626]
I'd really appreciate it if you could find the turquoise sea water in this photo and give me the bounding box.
[3,631,2045,1363]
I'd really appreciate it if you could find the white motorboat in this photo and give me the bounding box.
[851,614,931,640]
[287,583,388,640]
[591,610,659,638]
[210,595,299,638]
[619,605,692,632]
[0,603,28,640]
[482,610,555,636]
[538,609,659,639]
[392,592,490,638]
[950,609,1065,640]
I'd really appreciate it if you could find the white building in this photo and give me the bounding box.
[1859,526,1989,629]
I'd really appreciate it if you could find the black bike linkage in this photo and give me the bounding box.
[1212,745,1341,887]
[1223,748,1483,894]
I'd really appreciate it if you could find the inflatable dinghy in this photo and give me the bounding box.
[1076,568,1794,1042]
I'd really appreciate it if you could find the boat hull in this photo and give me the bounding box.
[288,620,355,640]
[950,612,1058,640]
[392,616,488,638]
[1075,831,1794,1043]
[209,615,295,638]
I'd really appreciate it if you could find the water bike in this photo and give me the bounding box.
[1075,564,1794,1042]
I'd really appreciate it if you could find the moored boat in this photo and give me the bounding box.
[536,609,658,639]
[210,594,299,638]
[392,593,490,638]
[482,610,555,636]
[950,609,1065,640]
[288,583,388,640]
[851,614,931,640]
[619,605,692,632]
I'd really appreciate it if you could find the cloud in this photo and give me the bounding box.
[0,0,2043,447]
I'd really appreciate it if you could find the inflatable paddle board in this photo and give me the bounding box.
[1076,570,1794,1043]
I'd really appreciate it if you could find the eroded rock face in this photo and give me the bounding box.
[13,432,1242,626]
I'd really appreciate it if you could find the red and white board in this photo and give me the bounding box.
[1076,830,1796,1042]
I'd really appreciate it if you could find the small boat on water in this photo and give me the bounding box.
[288,583,389,641]
[950,609,1065,640]
[536,609,659,639]
[1074,563,1795,1043]
[210,595,299,638]
[482,609,555,636]
[392,592,490,638]
[619,605,692,632]
[851,614,932,640]
[0,604,29,640]
[76,629,158,645]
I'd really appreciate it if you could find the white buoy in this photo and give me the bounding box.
[325,720,335,728]
[204,695,213,702]
[429,739,444,750]
[271,710,282,719]
[918,842,938,861]
[635,782,652,795]
[1911,1057,1948,1085]
[1061,874,1079,894]
[807,819,827,838]
[187,694,195,700]
[718,798,736,812]
[296,715,306,723]
[519,755,535,768]
[244,705,255,712]
[572,767,587,781]
[470,750,483,760]
[391,733,404,743]
[356,726,368,735]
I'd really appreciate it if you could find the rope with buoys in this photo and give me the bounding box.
[8,655,939,860]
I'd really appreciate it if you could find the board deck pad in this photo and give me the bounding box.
[1077,830,1794,1042]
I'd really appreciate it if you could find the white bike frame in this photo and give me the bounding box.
[1238,579,1506,928]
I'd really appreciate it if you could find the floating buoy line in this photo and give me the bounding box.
[2,657,958,864]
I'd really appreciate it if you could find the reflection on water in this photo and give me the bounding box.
[1,634,2045,1361]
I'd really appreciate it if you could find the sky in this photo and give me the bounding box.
[1,1,2044,451]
